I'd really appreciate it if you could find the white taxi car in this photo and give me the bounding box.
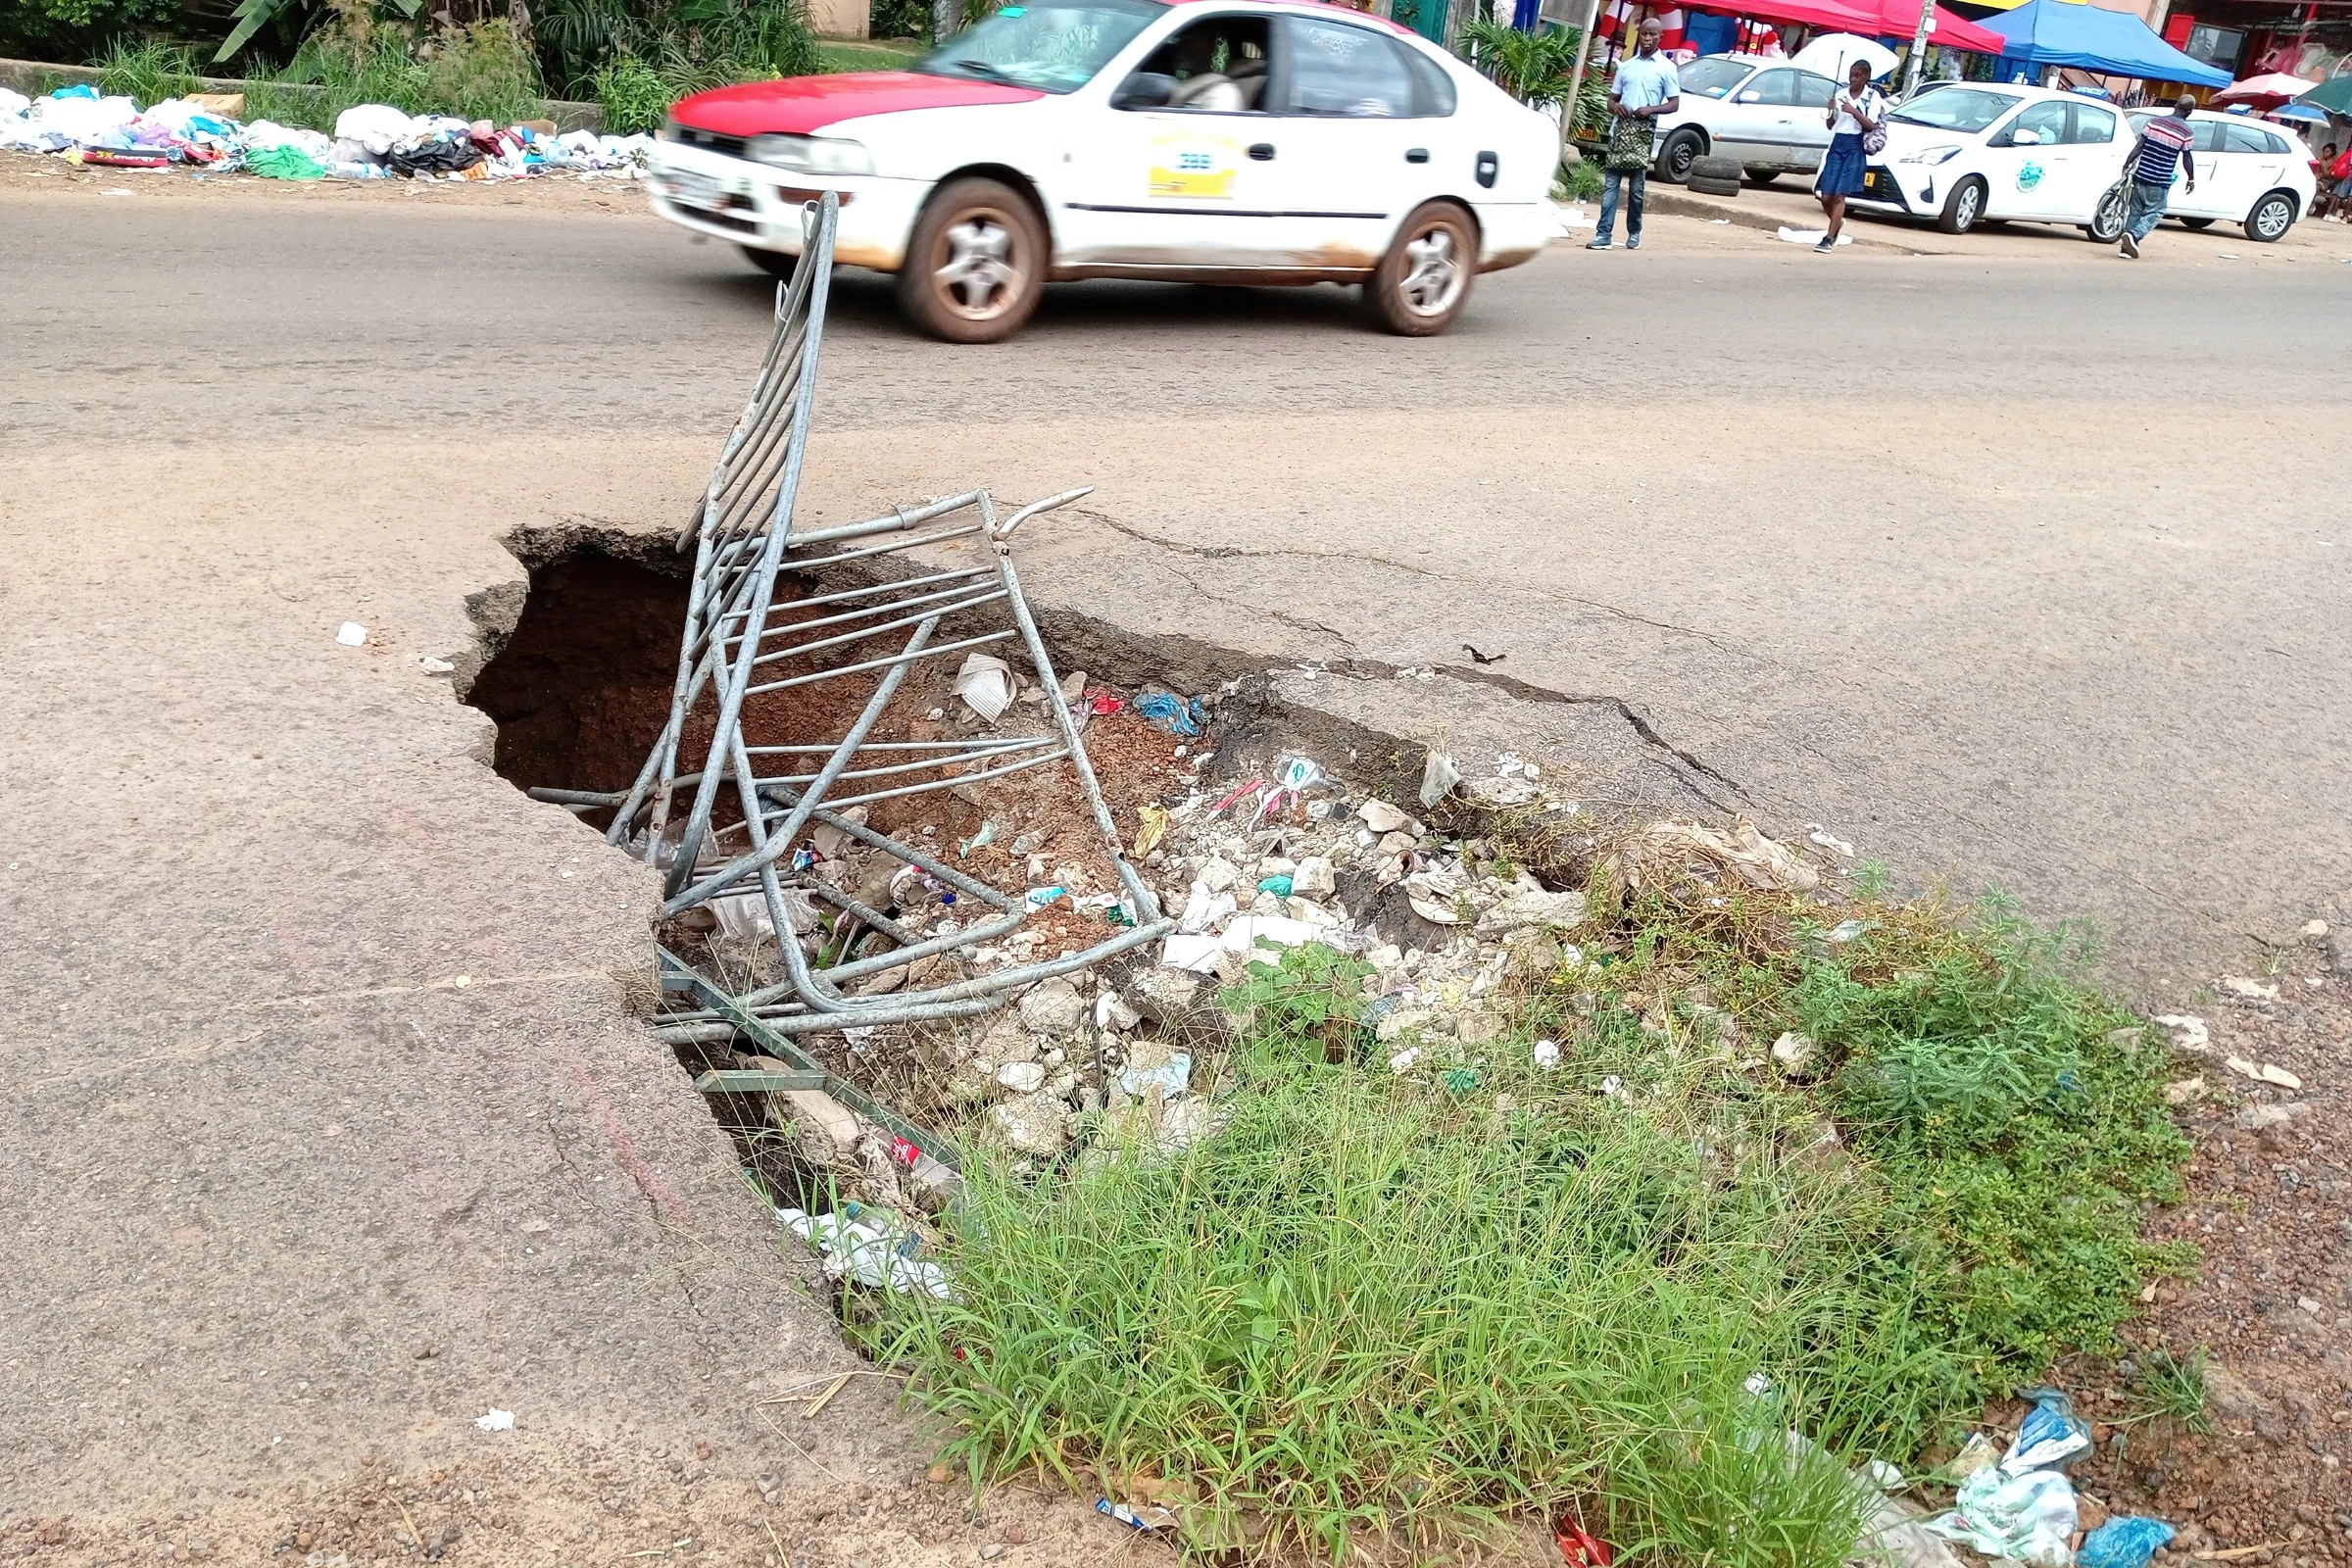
[2123,109,2314,241]
[1851,81,2132,241]
[644,0,1557,340]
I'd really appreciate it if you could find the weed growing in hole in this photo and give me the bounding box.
[2124,1348,2211,1433]
[875,879,2194,1562]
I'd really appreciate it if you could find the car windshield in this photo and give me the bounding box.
[1889,86,2020,133]
[1678,58,1752,98]
[915,0,1165,93]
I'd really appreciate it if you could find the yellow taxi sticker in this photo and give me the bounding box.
[1149,132,1238,199]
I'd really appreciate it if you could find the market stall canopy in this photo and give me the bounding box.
[1686,0,2004,52]
[1975,0,2231,85]
[1794,30,1899,76]
[2213,70,2319,106]
[2294,74,2352,114]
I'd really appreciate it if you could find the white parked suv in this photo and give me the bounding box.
[1851,81,2132,240]
[2123,109,2315,241]
[1650,54,1845,184]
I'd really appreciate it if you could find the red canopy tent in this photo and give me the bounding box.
[1601,0,2008,55]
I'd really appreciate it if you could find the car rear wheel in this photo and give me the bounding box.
[1657,127,1705,183]
[1743,167,1784,187]
[740,245,798,281]
[1936,175,1985,234]
[2245,190,2296,242]
[2085,181,2128,243]
[1369,201,1475,337]
[897,177,1049,344]
[2179,216,2214,229]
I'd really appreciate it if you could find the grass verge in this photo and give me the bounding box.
[871,870,2193,1564]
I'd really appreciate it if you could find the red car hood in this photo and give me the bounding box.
[670,71,1045,137]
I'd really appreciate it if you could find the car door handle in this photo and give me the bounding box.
[1248,143,1275,161]
[1405,147,1429,163]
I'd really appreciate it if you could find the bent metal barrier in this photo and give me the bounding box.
[533,193,1170,1057]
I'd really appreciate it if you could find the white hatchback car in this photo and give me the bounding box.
[1851,81,2132,241]
[645,0,1557,341]
[2122,109,2315,241]
[1650,54,1845,184]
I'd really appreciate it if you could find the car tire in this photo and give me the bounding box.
[1743,167,1784,187]
[2179,216,2214,229]
[1657,127,1705,183]
[1369,201,1476,337]
[1936,175,1986,235]
[896,176,1049,344]
[2086,181,2129,243]
[2245,190,2296,242]
[1686,174,1741,196]
[740,245,798,281]
[1689,155,1744,184]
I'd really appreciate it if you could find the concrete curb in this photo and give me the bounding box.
[1642,184,1941,253]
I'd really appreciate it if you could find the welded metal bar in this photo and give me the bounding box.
[783,489,988,548]
[762,564,995,613]
[803,882,924,949]
[987,485,1095,539]
[741,578,1009,655]
[748,588,1009,667]
[743,628,1014,697]
[732,739,1060,791]
[806,747,1069,813]
[744,738,1051,755]
[694,1067,830,1092]
[665,614,937,913]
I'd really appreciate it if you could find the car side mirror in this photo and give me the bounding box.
[1736,89,1761,103]
[2010,127,2040,145]
[1112,72,1178,110]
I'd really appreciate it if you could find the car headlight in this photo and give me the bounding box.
[1897,144,1962,166]
[744,134,874,175]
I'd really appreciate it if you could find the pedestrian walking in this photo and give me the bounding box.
[2118,95,2196,258]
[1812,62,1885,254]
[1586,18,1680,252]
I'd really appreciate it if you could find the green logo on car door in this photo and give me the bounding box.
[2017,160,2044,190]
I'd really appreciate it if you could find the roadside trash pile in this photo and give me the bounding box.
[1919,1389,2175,1568]
[0,82,648,181]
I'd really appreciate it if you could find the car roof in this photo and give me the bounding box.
[1163,0,1418,35]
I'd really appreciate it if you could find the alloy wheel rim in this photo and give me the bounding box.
[934,211,1025,320]
[1399,225,1464,316]
[2255,199,2288,238]
[1959,187,1980,224]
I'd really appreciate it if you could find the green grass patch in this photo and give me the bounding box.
[873,880,2192,1563]
[816,36,924,73]
[92,37,201,106]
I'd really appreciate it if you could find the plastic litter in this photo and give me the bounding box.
[1118,1050,1192,1100]
[475,1408,515,1432]
[1133,803,1169,858]
[953,653,1015,721]
[2001,1387,2093,1473]
[2078,1518,2175,1568]
[778,1205,950,1298]
[1257,874,1294,898]
[1419,746,1461,808]
[956,820,997,858]
[1533,1039,1561,1068]
[335,621,368,646]
[1134,689,1204,736]
[1926,1466,2077,1568]
[1097,1498,1175,1532]
[1555,1518,1613,1567]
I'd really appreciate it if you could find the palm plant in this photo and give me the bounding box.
[1457,15,1607,133]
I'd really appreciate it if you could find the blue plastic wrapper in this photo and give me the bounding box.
[2002,1386,2093,1472]
[2079,1518,2176,1568]
[1134,690,1204,736]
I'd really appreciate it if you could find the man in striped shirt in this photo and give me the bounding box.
[2120,95,2198,259]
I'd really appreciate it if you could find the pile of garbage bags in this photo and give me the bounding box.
[0,82,650,182]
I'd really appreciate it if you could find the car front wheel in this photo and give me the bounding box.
[897,177,1049,344]
[1369,202,1475,337]
[2245,190,2296,242]
[1936,175,1986,235]
[740,245,797,281]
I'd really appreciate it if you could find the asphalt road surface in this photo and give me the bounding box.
[4,170,2348,1555]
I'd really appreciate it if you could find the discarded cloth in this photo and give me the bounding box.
[246,142,326,180]
[2078,1519,2176,1568]
[1925,1467,2077,1568]
[1134,689,1204,736]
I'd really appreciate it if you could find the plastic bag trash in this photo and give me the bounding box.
[335,621,368,646]
[2078,1518,2175,1568]
[1178,885,1236,935]
[1419,746,1461,808]
[1778,226,1852,245]
[1133,803,1169,858]
[1533,1039,1561,1068]
[1555,1518,1613,1567]
[1160,932,1223,971]
[1022,885,1068,912]
[249,142,326,180]
[778,1206,950,1298]
[476,1408,515,1432]
[1926,1467,2076,1568]
[2002,1387,2093,1473]
[1097,1498,1176,1532]
[1119,1049,1192,1100]
[953,653,1014,721]
[332,102,418,155]
[1134,689,1204,736]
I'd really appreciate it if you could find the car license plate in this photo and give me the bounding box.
[667,170,735,210]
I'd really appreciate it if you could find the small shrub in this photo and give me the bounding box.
[592,50,670,133]
[92,35,200,106]
[868,0,929,41]
[1556,157,1602,201]
[418,18,542,124]
[2127,1348,2212,1433]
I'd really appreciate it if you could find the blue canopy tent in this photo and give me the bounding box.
[1977,0,2230,87]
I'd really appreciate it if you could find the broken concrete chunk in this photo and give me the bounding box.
[996,1061,1048,1094]
[1403,870,1462,925]
[1357,800,1416,836]
[1464,776,1541,808]
[2223,1055,2302,1090]
[1016,977,1089,1037]
[1771,1031,1823,1080]
[2233,1102,2305,1130]
[1095,990,1141,1033]
[2152,1014,2210,1055]
[2221,974,2280,1003]
[1198,858,1242,894]
[1473,886,1587,940]
[988,1093,1071,1155]
[1290,857,1336,898]
[1377,831,1420,860]
[1126,966,1204,1025]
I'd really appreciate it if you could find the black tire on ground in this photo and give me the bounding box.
[739,245,798,281]
[895,176,1049,344]
[2086,181,2129,243]
[2180,216,2215,229]
[1689,154,1745,184]
[1367,200,1477,337]
[1936,174,1986,235]
[2245,190,2296,242]
[1657,126,1705,183]
[1743,167,1784,187]
[1686,175,1742,197]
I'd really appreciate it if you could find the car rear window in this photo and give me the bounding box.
[1890,87,2019,133]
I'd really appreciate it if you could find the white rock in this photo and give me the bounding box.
[2222,975,2280,1002]
[1017,977,1088,1036]
[1358,800,1415,835]
[988,1093,1071,1154]
[1474,887,1587,939]
[1533,1039,1561,1069]
[1291,857,1336,898]
[1198,858,1241,893]
[997,1061,1048,1093]
[1770,1031,1822,1080]
[1095,991,1141,1032]
[335,621,368,647]
[2152,1014,2210,1055]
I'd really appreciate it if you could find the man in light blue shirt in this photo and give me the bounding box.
[1588,19,1681,251]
